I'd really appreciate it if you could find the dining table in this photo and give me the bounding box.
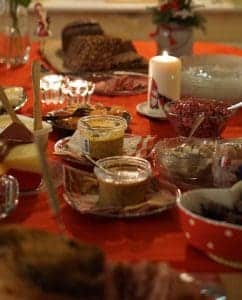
[0,40,242,299]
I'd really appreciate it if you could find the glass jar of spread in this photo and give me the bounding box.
[94,156,152,207]
[78,115,127,159]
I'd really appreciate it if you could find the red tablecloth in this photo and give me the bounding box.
[1,41,242,273]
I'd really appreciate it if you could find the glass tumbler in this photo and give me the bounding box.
[62,78,88,105]
[0,174,19,219]
[40,74,65,105]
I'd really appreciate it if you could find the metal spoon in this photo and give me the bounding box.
[83,153,114,176]
[227,101,242,111]
[186,113,205,142]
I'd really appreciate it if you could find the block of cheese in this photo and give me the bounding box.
[0,115,52,191]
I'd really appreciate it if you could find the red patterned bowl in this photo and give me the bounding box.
[177,188,242,269]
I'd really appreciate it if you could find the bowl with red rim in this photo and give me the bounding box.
[166,97,235,138]
[177,183,242,268]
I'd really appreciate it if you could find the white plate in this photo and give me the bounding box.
[181,54,242,102]
[136,102,167,119]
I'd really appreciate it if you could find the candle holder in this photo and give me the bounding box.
[136,52,181,119]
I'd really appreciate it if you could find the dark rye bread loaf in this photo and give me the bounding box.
[62,19,104,52]
[63,35,147,73]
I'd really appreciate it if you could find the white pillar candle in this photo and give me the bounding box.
[147,51,181,114]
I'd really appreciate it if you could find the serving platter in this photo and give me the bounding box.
[181,54,242,102]
[93,72,148,96]
[43,103,132,133]
[136,101,167,119]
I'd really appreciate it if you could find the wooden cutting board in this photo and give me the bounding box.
[40,39,71,74]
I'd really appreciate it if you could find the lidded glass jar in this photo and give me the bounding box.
[78,115,127,159]
[94,156,152,207]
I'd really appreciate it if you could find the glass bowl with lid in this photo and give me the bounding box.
[78,115,127,159]
[94,156,152,207]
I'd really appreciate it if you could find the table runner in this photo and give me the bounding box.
[1,41,242,273]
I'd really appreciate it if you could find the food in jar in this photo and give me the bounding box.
[78,115,127,159]
[155,137,215,186]
[167,97,233,138]
[94,156,151,207]
[0,115,52,191]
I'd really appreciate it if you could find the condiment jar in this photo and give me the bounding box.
[78,115,127,159]
[94,156,152,207]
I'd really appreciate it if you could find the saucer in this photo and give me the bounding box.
[54,134,158,163]
[63,165,177,218]
[136,102,167,119]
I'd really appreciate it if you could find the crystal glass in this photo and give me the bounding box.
[40,74,65,105]
[62,78,88,105]
[0,174,19,219]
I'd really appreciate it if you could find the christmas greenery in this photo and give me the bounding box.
[150,0,206,30]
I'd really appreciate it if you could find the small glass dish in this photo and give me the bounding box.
[0,175,19,219]
[78,115,127,159]
[154,137,215,189]
[166,97,235,138]
[94,156,152,207]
